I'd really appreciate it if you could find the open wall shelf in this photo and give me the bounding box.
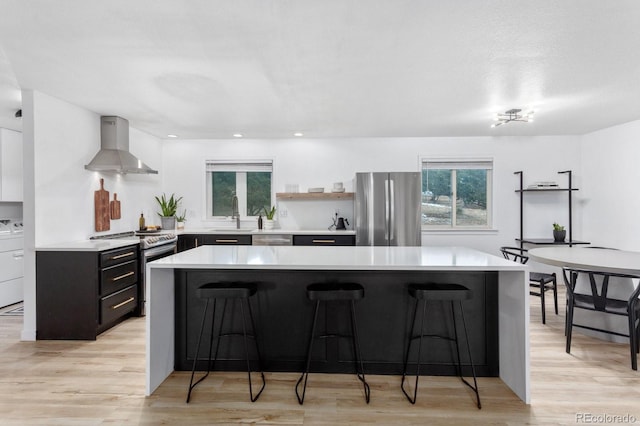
[514,170,588,248]
[276,192,354,200]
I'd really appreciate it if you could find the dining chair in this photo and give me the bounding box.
[562,268,640,370]
[500,246,558,324]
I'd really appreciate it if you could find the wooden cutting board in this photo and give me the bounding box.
[110,193,121,220]
[94,178,110,231]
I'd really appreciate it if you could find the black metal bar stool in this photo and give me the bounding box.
[186,282,265,403]
[295,282,371,404]
[401,283,481,409]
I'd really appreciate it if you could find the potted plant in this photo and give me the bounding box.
[176,210,187,230]
[263,206,276,230]
[155,193,182,230]
[553,223,566,242]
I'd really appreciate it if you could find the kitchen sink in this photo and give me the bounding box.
[208,228,254,233]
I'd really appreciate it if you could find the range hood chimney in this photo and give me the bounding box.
[85,116,158,174]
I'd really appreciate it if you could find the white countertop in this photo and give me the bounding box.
[34,229,354,252]
[176,228,355,235]
[148,245,525,271]
[0,233,23,241]
[37,238,140,252]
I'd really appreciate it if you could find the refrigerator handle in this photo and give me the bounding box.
[385,179,390,241]
[389,178,395,241]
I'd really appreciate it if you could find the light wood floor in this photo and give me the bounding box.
[1,288,640,425]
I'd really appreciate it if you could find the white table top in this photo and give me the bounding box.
[148,245,525,271]
[529,246,640,275]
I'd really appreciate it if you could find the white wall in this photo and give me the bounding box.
[162,135,583,254]
[0,127,23,219]
[581,119,640,250]
[21,90,162,340]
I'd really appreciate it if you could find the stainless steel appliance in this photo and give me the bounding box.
[85,116,158,174]
[252,233,292,245]
[90,231,177,315]
[354,172,422,246]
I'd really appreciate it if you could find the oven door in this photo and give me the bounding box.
[139,242,177,316]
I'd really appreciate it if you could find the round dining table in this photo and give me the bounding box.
[528,246,640,275]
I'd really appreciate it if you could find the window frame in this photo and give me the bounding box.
[420,158,494,231]
[205,159,274,220]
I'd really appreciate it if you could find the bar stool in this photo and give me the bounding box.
[401,283,481,409]
[295,282,371,404]
[186,282,265,403]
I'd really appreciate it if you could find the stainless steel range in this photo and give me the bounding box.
[90,231,178,315]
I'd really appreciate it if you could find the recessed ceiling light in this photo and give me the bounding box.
[293,132,304,137]
[167,134,177,138]
[233,133,243,138]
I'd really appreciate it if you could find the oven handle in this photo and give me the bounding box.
[143,243,177,258]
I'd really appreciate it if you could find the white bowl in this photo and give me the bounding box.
[308,187,324,193]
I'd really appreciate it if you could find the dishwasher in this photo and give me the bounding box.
[252,234,293,246]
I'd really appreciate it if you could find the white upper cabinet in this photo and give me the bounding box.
[0,128,23,202]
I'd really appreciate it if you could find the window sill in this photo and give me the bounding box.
[421,228,499,235]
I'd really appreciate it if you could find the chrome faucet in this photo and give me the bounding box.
[231,195,240,229]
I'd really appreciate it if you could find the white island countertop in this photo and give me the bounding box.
[149,245,526,271]
[146,245,530,404]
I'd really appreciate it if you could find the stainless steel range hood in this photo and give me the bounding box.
[85,116,158,174]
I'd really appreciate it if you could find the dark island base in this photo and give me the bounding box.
[174,269,499,377]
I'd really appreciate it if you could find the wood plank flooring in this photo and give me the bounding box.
[1,287,640,425]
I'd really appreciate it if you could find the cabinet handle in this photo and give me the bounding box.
[312,239,336,244]
[112,271,135,281]
[216,239,238,243]
[13,251,24,258]
[110,251,135,260]
[111,297,135,310]
[195,238,198,248]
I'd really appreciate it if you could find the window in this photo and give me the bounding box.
[421,159,493,229]
[206,160,273,218]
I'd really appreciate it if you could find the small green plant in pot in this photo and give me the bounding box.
[263,206,276,230]
[176,210,187,230]
[552,223,566,242]
[155,193,183,230]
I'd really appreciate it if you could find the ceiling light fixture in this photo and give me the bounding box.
[167,134,177,138]
[491,109,534,128]
[293,132,303,137]
[233,133,243,138]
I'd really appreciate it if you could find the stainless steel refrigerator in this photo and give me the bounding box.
[355,172,422,246]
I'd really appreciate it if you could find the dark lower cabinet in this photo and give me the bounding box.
[178,234,252,252]
[36,245,139,340]
[174,268,499,377]
[293,234,356,246]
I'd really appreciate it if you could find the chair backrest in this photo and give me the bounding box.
[562,268,640,310]
[500,246,529,265]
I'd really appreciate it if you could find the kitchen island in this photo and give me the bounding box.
[146,245,530,402]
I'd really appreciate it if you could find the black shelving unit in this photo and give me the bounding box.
[514,170,589,249]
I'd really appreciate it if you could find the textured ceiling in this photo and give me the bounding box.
[1,0,639,139]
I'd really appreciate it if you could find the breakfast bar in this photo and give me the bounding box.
[145,245,530,402]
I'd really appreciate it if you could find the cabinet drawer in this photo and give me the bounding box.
[293,235,356,246]
[0,249,24,282]
[100,285,137,325]
[100,246,138,268]
[204,235,252,245]
[101,260,138,296]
